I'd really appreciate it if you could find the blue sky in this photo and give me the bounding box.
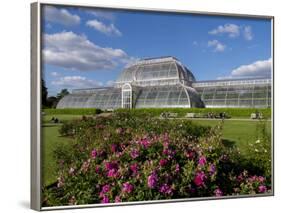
[42,5,272,96]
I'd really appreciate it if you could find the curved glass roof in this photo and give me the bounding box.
[56,88,121,109]
[56,56,271,109]
[115,57,195,87]
[134,85,203,108]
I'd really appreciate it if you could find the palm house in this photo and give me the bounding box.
[56,56,271,109]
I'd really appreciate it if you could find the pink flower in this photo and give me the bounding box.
[122,182,134,193]
[111,144,118,153]
[140,138,150,148]
[214,188,223,196]
[237,174,244,182]
[163,132,169,147]
[102,184,110,193]
[185,151,195,159]
[120,143,127,151]
[105,161,118,171]
[258,176,265,183]
[95,166,101,174]
[175,164,180,173]
[107,169,119,178]
[147,172,158,189]
[194,171,206,187]
[208,164,216,175]
[198,156,207,166]
[81,160,91,173]
[159,184,173,195]
[163,148,176,159]
[91,149,98,159]
[159,159,168,167]
[101,195,109,203]
[258,185,267,193]
[130,163,139,175]
[130,149,140,159]
[115,196,121,202]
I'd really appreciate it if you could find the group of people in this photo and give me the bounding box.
[50,117,60,123]
[207,112,226,119]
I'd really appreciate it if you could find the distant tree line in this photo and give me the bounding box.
[42,79,69,108]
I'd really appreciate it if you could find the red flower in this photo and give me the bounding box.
[159,159,168,167]
[130,163,139,175]
[194,171,206,187]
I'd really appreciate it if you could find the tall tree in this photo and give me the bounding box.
[42,79,48,106]
[57,89,69,100]
[46,96,58,108]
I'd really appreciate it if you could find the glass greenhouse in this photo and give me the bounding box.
[193,78,271,108]
[56,56,271,109]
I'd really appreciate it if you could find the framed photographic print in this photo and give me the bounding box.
[31,1,274,211]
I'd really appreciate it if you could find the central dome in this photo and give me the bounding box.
[115,56,196,87]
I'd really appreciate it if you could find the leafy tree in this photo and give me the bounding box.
[42,79,48,106]
[47,96,58,108]
[57,89,70,100]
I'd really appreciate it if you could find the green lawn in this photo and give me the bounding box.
[42,114,92,186]
[42,123,75,186]
[43,114,84,123]
[192,119,271,154]
[42,114,272,186]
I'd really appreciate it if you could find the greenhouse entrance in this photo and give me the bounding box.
[122,83,132,108]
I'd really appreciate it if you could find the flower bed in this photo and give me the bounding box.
[43,112,271,206]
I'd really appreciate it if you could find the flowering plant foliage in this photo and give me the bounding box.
[43,112,271,206]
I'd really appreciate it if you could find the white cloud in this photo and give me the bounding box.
[52,75,103,89]
[218,58,272,79]
[89,10,115,21]
[209,24,254,41]
[44,6,80,26]
[86,19,122,36]
[209,24,240,38]
[43,31,135,71]
[231,58,271,77]
[243,26,253,41]
[207,40,226,52]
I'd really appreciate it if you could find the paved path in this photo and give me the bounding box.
[159,117,272,122]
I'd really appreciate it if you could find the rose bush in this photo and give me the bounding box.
[43,112,271,206]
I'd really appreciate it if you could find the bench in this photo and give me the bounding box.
[251,113,263,119]
[160,112,178,119]
[186,113,196,118]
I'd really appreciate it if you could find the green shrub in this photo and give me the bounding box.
[43,108,102,115]
[42,111,271,206]
[244,120,272,178]
[115,108,271,119]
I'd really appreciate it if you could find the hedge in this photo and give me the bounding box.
[115,108,271,119]
[43,107,271,118]
[43,108,102,115]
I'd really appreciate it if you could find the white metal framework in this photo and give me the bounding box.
[115,57,195,88]
[56,56,271,109]
[121,83,133,108]
[193,78,271,108]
